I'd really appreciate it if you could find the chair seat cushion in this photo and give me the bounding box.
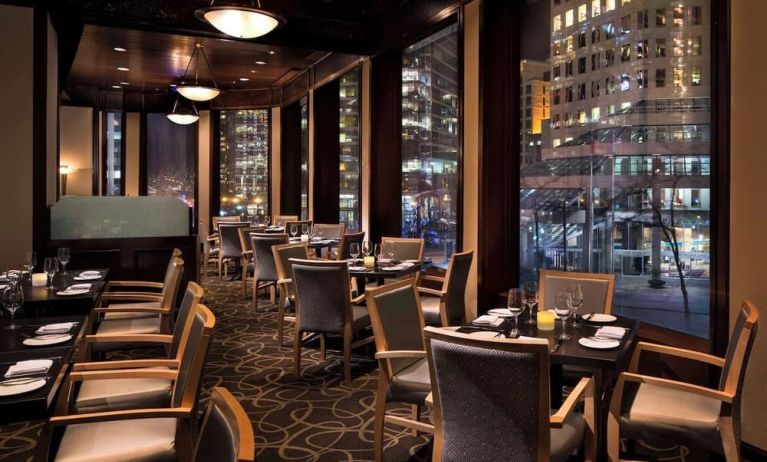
[386,358,431,404]
[208,247,220,257]
[620,382,722,451]
[103,302,161,320]
[96,316,161,336]
[74,375,173,414]
[419,295,442,326]
[351,305,371,333]
[54,417,177,462]
[550,411,586,462]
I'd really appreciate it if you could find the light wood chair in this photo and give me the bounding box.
[192,387,256,462]
[102,248,182,295]
[250,233,288,309]
[313,223,345,240]
[199,221,218,277]
[273,215,298,227]
[290,258,374,384]
[417,249,474,326]
[212,215,242,232]
[424,326,596,462]
[336,231,365,261]
[538,269,615,315]
[272,243,309,346]
[366,280,433,462]
[607,300,759,462]
[238,226,265,297]
[380,237,425,262]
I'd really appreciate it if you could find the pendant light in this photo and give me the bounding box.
[195,1,284,39]
[167,95,200,125]
[177,42,221,102]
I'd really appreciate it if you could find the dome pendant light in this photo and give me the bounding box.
[176,42,221,102]
[195,0,285,39]
[167,95,200,125]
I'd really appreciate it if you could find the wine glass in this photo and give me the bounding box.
[554,292,573,341]
[44,257,58,290]
[373,243,381,260]
[507,288,524,338]
[301,223,309,236]
[276,219,284,227]
[386,242,396,262]
[362,241,372,257]
[522,281,538,325]
[568,284,584,327]
[289,225,298,238]
[57,247,71,274]
[25,251,37,275]
[264,217,271,227]
[2,283,24,330]
[349,243,361,264]
[5,265,21,287]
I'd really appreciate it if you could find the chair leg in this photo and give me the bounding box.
[410,404,420,437]
[203,249,209,276]
[269,285,276,304]
[320,333,327,360]
[293,328,302,378]
[720,417,740,462]
[277,295,287,346]
[607,377,624,462]
[218,257,223,280]
[343,326,352,385]
[241,260,247,297]
[373,377,388,462]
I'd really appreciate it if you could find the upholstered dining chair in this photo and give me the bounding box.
[366,280,433,462]
[238,226,265,296]
[102,248,182,295]
[285,219,313,238]
[47,304,217,462]
[336,231,365,261]
[538,269,615,315]
[273,215,298,226]
[212,215,242,232]
[250,233,288,309]
[218,222,249,279]
[199,221,218,277]
[423,327,596,462]
[290,258,374,384]
[192,387,256,462]
[60,295,213,415]
[272,242,310,346]
[607,300,759,462]
[313,223,345,240]
[380,237,424,262]
[417,249,474,326]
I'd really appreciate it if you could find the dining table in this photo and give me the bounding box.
[13,269,108,318]
[347,260,427,295]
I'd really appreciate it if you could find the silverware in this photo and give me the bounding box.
[587,336,620,342]
[4,367,49,377]
[0,376,47,387]
[550,339,565,353]
[583,313,594,321]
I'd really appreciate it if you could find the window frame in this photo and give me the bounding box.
[338,65,363,232]
[100,111,126,196]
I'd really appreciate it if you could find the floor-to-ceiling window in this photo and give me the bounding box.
[401,22,460,265]
[300,96,310,220]
[339,67,361,231]
[218,109,270,221]
[145,113,197,210]
[102,112,123,196]
[519,0,712,338]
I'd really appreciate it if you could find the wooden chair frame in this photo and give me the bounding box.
[290,258,375,384]
[416,249,474,326]
[538,269,615,314]
[199,221,219,277]
[423,327,596,462]
[237,226,265,297]
[272,215,298,226]
[607,300,759,462]
[380,237,425,262]
[212,216,242,232]
[335,231,366,261]
[102,248,182,293]
[272,243,309,346]
[192,387,256,462]
[366,280,433,462]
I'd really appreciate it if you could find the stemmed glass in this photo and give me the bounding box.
[568,284,584,328]
[522,281,538,325]
[264,217,271,227]
[5,265,21,287]
[25,251,37,275]
[554,292,573,341]
[362,241,372,257]
[373,243,381,261]
[43,257,58,290]
[386,242,396,262]
[349,243,361,264]
[57,247,71,274]
[2,283,24,330]
[289,225,298,239]
[506,288,524,338]
[301,224,309,237]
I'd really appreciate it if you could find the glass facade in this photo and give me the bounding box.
[103,112,123,196]
[339,67,361,231]
[218,109,270,221]
[520,0,711,338]
[401,23,460,266]
[300,96,309,220]
[145,113,196,209]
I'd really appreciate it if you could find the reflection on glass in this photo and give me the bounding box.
[401,23,460,266]
[300,96,309,220]
[146,113,196,209]
[104,112,123,196]
[339,67,361,231]
[219,110,269,221]
[519,0,711,338]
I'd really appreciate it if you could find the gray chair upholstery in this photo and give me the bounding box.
[337,231,365,261]
[192,388,255,462]
[250,233,288,307]
[272,243,310,345]
[424,327,595,462]
[313,223,345,240]
[381,237,424,261]
[539,270,614,315]
[218,223,248,278]
[419,250,473,326]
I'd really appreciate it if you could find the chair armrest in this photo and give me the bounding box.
[425,392,433,406]
[105,281,163,291]
[242,250,253,257]
[421,275,445,284]
[629,341,725,373]
[100,292,163,303]
[50,407,193,426]
[277,278,292,285]
[72,359,178,371]
[83,333,172,345]
[375,350,427,360]
[617,372,734,403]
[93,306,166,314]
[550,376,594,428]
[68,368,178,382]
[417,287,446,298]
[351,293,366,305]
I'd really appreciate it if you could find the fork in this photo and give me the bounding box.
[0,376,47,387]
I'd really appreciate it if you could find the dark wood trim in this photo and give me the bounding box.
[637,323,709,353]
[210,109,221,225]
[99,111,127,196]
[91,108,99,195]
[312,77,341,224]
[280,100,302,216]
[455,8,465,256]
[138,112,148,196]
[32,5,49,255]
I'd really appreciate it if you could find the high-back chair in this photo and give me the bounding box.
[366,280,433,462]
[48,304,217,462]
[539,269,615,315]
[285,219,313,237]
[336,231,365,261]
[380,237,424,262]
[272,243,309,345]
[251,233,288,309]
[102,248,182,294]
[218,222,249,279]
[238,226,265,296]
[418,250,474,326]
[212,215,242,232]
[199,221,219,277]
[273,215,298,227]
[192,387,256,462]
[313,223,345,240]
[607,300,759,462]
[424,327,596,462]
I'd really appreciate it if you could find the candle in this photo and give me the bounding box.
[537,310,556,331]
[31,273,47,287]
[363,256,376,268]
[300,234,309,242]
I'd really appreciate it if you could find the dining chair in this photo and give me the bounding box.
[272,242,309,346]
[102,248,182,294]
[538,269,615,315]
[366,280,433,462]
[423,327,596,462]
[47,304,217,462]
[250,233,288,309]
[199,221,218,277]
[60,295,213,415]
[336,231,365,261]
[212,215,242,232]
[607,300,759,462]
[380,237,424,262]
[285,219,313,237]
[417,249,474,326]
[238,226,265,296]
[273,215,298,226]
[192,387,256,462]
[218,222,249,279]
[291,258,374,384]
[313,223,345,240]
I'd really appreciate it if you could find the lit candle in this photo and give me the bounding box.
[363,256,376,268]
[31,273,47,287]
[300,234,309,242]
[537,310,556,331]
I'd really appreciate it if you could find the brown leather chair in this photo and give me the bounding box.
[417,249,474,326]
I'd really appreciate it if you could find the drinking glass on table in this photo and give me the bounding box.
[522,281,538,325]
[554,292,573,341]
[2,282,24,330]
[349,243,361,264]
[57,247,71,274]
[362,241,372,257]
[507,288,524,338]
[25,251,37,275]
[386,242,396,262]
[5,265,21,287]
[43,257,58,290]
[289,225,298,238]
[568,283,584,328]
[264,217,271,227]
[373,243,381,260]
[301,224,309,236]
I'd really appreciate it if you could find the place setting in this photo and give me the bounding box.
[21,322,78,347]
[56,283,92,296]
[0,359,54,397]
[72,270,104,281]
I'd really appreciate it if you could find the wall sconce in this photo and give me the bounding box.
[59,164,71,196]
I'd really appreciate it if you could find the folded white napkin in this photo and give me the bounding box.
[79,271,101,277]
[5,359,53,378]
[404,259,420,264]
[69,284,92,290]
[36,322,76,334]
[472,315,505,328]
[348,266,367,271]
[399,262,414,268]
[378,258,393,264]
[595,326,626,340]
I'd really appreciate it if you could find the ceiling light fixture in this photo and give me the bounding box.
[113,47,127,52]
[195,0,284,39]
[117,67,130,71]
[176,42,221,102]
[239,77,249,81]
[255,60,266,65]
[167,95,200,125]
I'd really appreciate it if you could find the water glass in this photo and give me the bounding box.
[568,284,584,327]
[5,265,21,287]
[290,225,298,238]
[301,224,309,236]
[507,288,524,338]
[58,247,71,274]
[25,251,37,274]
[44,257,58,290]
[2,283,24,330]
[349,243,361,264]
[554,292,573,341]
[386,242,396,261]
[362,241,372,256]
[522,281,538,325]
[373,243,381,260]
[264,217,271,227]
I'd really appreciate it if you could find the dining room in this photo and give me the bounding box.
[0,0,765,461]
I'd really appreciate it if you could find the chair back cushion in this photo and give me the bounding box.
[313,224,345,240]
[193,388,255,462]
[443,250,474,324]
[213,216,241,232]
[252,233,288,281]
[540,270,613,314]
[172,304,215,409]
[368,282,425,375]
[219,223,249,258]
[338,231,365,260]
[719,301,759,402]
[161,258,184,311]
[273,215,298,226]
[292,260,350,334]
[273,244,309,296]
[382,238,423,261]
[170,282,204,358]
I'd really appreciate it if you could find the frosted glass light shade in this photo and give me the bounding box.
[167,113,200,125]
[196,6,283,39]
[176,85,221,102]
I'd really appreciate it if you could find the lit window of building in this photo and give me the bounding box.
[606,0,616,12]
[673,6,684,26]
[554,14,562,32]
[620,73,631,91]
[689,36,702,55]
[656,38,666,57]
[674,67,684,87]
[565,9,574,27]
[656,8,666,26]
[691,66,702,86]
[578,4,587,23]
[591,0,600,17]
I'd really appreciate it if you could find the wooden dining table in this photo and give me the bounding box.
[15,269,108,318]
[347,260,426,295]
